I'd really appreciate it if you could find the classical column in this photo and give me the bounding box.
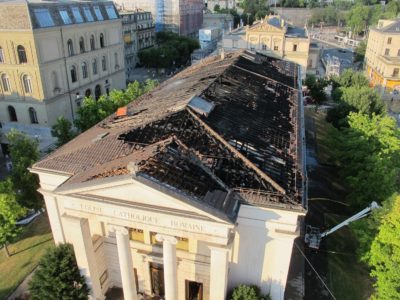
[209,246,229,300]
[156,234,178,300]
[62,215,104,300]
[113,225,138,300]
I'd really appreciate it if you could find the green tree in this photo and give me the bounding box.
[29,244,89,300]
[355,41,367,63]
[340,86,384,116]
[74,80,158,132]
[6,130,41,209]
[367,194,400,299]
[230,284,271,300]
[0,179,26,257]
[346,4,370,36]
[304,75,328,104]
[51,116,77,147]
[328,113,400,207]
[214,4,221,11]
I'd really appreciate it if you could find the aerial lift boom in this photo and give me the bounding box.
[305,201,380,249]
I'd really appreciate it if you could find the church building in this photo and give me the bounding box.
[32,50,307,300]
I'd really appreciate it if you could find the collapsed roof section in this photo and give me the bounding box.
[34,50,305,221]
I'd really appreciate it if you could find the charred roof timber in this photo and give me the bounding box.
[34,50,306,220]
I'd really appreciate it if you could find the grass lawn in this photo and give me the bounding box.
[324,213,372,300]
[0,214,54,299]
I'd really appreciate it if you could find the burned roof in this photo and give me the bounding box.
[34,50,306,221]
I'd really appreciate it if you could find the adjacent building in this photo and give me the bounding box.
[365,19,400,94]
[222,15,310,75]
[0,0,125,153]
[120,10,155,78]
[32,51,306,300]
[203,12,234,33]
[205,0,236,11]
[113,0,203,37]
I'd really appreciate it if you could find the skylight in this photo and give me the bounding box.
[72,7,83,23]
[83,7,94,22]
[59,10,72,25]
[34,9,54,28]
[93,6,104,21]
[105,5,117,19]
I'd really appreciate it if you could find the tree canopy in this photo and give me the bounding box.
[0,179,26,257]
[29,244,89,300]
[6,130,41,209]
[74,80,158,132]
[304,75,328,104]
[138,32,199,69]
[51,117,77,147]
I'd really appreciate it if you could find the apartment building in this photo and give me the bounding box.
[0,0,125,152]
[120,10,155,77]
[365,19,400,94]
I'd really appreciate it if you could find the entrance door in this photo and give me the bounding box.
[150,263,164,297]
[185,280,203,300]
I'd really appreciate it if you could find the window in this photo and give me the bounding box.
[388,37,392,44]
[293,44,297,51]
[114,52,119,69]
[70,65,77,82]
[82,62,88,78]
[129,228,144,242]
[274,45,279,51]
[100,33,105,48]
[29,107,38,124]
[17,45,27,64]
[8,106,17,122]
[0,47,4,63]
[101,56,107,71]
[262,44,267,50]
[79,37,85,53]
[83,7,94,22]
[385,48,390,56]
[52,71,60,93]
[67,39,74,56]
[92,58,98,75]
[59,10,72,24]
[85,89,91,97]
[393,68,399,77]
[94,6,104,21]
[72,7,83,23]
[90,35,95,50]
[34,8,54,27]
[1,74,10,92]
[105,5,117,19]
[22,75,32,93]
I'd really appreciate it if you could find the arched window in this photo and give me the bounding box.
[82,62,88,79]
[90,35,95,50]
[85,88,91,97]
[1,74,10,92]
[70,65,77,82]
[94,84,101,100]
[17,45,27,63]
[22,75,32,93]
[8,105,17,122]
[52,71,60,93]
[29,107,38,124]
[92,58,98,75]
[100,33,105,48]
[101,56,107,71]
[79,37,85,53]
[114,52,119,69]
[67,39,74,56]
[0,47,4,63]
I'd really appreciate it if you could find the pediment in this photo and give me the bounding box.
[248,23,285,33]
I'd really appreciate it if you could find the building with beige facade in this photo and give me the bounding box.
[0,0,125,154]
[120,10,155,78]
[222,15,310,75]
[31,51,307,300]
[365,19,400,95]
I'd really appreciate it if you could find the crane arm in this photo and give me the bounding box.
[320,201,380,238]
